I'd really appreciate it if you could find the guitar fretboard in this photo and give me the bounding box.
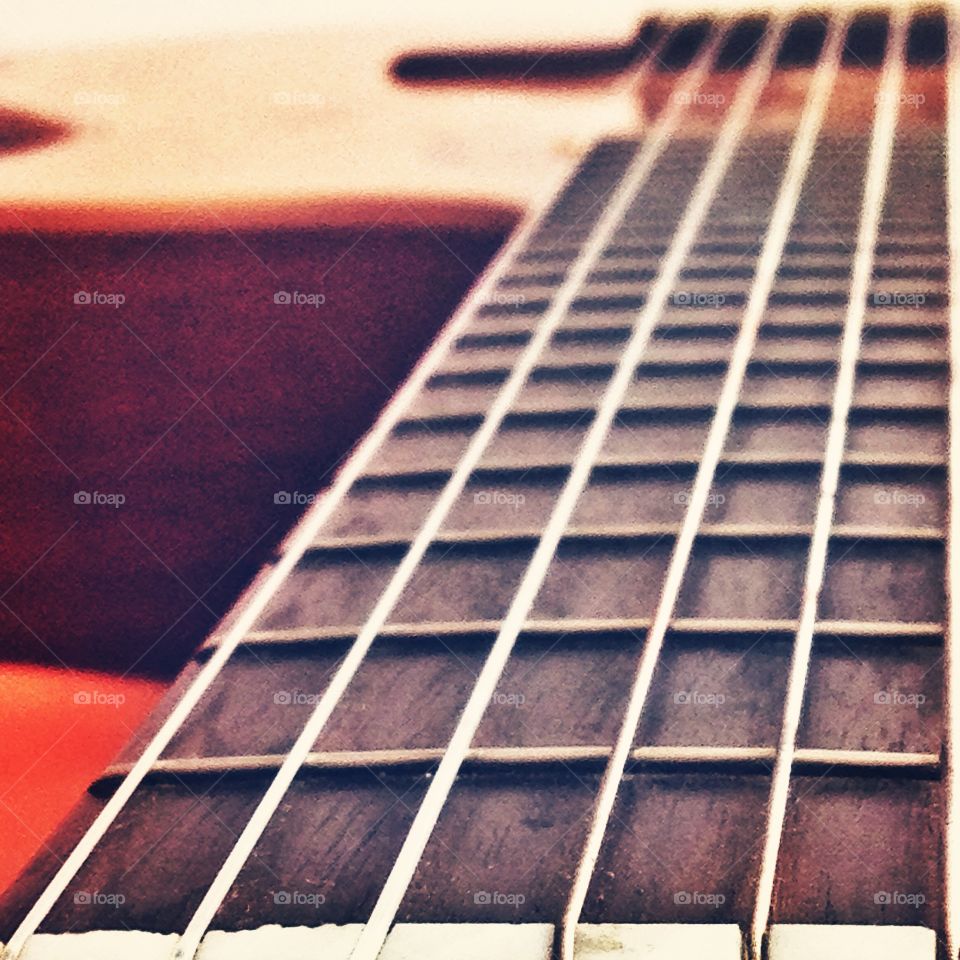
[2,7,957,960]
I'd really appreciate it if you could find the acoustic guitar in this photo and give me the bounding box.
[0,2,955,959]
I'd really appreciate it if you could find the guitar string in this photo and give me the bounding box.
[748,11,908,958]
[170,23,719,960]
[559,14,848,960]
[0,31,645,960]
[348,18,788,960]
[1,9,928,960]
[942,9,959,960]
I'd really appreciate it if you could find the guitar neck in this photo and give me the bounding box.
[1,8,955,960]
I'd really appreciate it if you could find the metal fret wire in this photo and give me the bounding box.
[172,26,721,960]
[5,12,939,958]
[383,397,944,428]
[945,8,960,959]
[0,49,632,960]
[235,615,944,651]
[358,449,947,483]
[302,520,943,552]
[101,746,941,782]
[561,16,848,959]
[350,20,787,960]
[430,355,945,386]
[748,12,908,959]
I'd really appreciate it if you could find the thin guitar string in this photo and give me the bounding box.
[348,18,788,960]
[0,43,646,960]
[939,8,959,960]
[560,14,848,959]
[5,15,916,960]
[171,25,723,960]
[749,11,908,958]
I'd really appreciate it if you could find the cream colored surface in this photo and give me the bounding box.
[9,922,941,959]
[13,923,739,959]
[0,0,916,54]
[0,18,643,230]
[767,924,937,959]
[198,924,364,960]
[575,923,743,958]
[0,0,920,230]
[19,931,177,960]
[0,25,638,228]
[381,923,554,959]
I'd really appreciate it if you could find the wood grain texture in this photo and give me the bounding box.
[1,8,953,944]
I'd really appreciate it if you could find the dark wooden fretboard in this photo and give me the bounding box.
[2,7,957,960]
